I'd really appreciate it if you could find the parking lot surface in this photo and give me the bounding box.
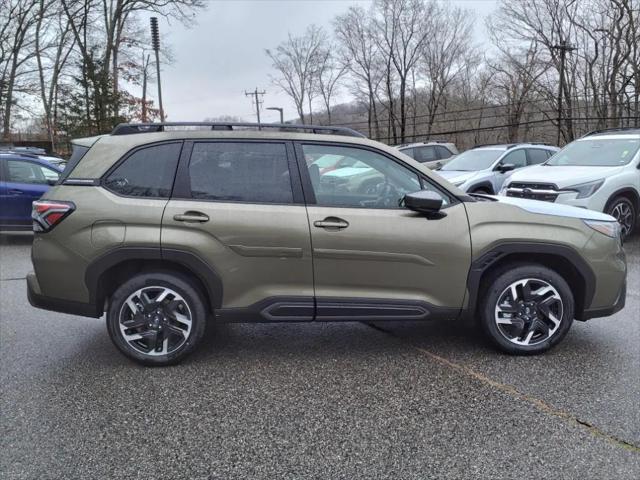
[1,233,638,479]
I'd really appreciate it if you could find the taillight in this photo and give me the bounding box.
[32,200,75,232]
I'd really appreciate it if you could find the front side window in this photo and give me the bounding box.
[302,144,446,209]
[104,142,182,197]
[546,138,640,167]
[441,149,503,171]
[7,160,58,184]
[500,149,527,169]
[527,149,550,165]
[189,142,293,204]
[435,145,453,159]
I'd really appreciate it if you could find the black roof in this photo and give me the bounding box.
[111,122,366,138]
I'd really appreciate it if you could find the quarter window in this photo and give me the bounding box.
[188,142,293,204]
[302,144,447,209]
[104,142,182,197]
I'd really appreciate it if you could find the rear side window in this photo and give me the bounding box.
[413,146,437,162]
[104,142,182,197]
[527,149,550,165]
[399,148,415,159]
[7,160,59,184]
[188,142,293,204]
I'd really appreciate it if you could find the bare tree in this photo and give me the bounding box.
[266,25,327,124]
[315,47,347,124]
[334,5,383,138]
[373,0,433,143]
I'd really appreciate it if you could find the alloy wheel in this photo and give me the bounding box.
[118,286,192,356]
[609,201,634,237]
[494,278,564,346]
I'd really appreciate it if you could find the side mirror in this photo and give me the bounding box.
[46,178,58,186]
[497,163,515,173]
[404,190,443,216]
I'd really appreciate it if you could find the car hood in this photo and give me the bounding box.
[507,164,623,188]
[436,170,478,184]
[490,195,615,222]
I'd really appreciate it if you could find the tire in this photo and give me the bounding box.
[480,263,574,355]
[605,195,637,239]
[106,271,208,366]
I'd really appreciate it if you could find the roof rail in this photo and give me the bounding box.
[582,127,640,137]
[0,150,40,159]
[471,143,509,149]
[111,122,366,138]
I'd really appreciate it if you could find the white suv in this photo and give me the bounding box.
[502,128,640,237]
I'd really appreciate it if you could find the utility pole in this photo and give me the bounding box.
[245,88,265,128]
[150,17,164,122]
[266,107,284,123]
[552,40,575,145]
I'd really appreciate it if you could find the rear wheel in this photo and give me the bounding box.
[480,264,574,355]
[605,196,636,238]
[106,272,207,366]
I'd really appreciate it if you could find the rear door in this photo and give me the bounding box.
[297,142,471,320]
[162,140,314,320]
[0,159,59,228]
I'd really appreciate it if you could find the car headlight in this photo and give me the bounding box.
[567,179,604,199]
[583,219,621,238]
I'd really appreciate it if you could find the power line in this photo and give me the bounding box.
[244,88,266,127]
[372,116,639,143]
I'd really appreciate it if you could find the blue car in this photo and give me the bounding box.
[0,152,63,231]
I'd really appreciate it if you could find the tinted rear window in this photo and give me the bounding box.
[104,142,182,197]
[188,142,293,204]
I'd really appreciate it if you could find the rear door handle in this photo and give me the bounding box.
[8,189,24,195]
[173,211,210,223]
[313,217,349,230]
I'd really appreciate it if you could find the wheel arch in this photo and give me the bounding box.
[604,187,640,213]
[468,181,494,194]
[465,242,596,321]
[86,247,223,315]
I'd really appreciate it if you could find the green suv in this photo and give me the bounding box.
[27,123,627,365]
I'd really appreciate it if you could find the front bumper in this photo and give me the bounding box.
[578,279,626,321]
[27,272,101,318]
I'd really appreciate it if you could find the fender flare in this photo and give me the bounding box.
[85,247,224,312]
[464,241,596,319]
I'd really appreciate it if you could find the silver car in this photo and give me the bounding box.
[397,142,459,170]
[435,143,559,194]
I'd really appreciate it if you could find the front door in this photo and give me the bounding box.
[162,140,314,321]
[299,143,471,320]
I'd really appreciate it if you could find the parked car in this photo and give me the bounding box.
[435,143,559,194]
[28,122,626,365]
[0,152,62,231]
[397,142,459,170]
[310,153,358,174]
[501,128,640,238]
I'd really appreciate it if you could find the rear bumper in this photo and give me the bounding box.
[578,279,626,320]
[27,272,101,318]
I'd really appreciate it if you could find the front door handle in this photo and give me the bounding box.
[173,211,210,223]
[313,216,349,230]
[8,189,24,195]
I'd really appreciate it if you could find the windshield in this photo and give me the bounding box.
[546,138,640,167]
[440,149,503,171]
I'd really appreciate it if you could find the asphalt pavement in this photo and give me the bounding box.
[1,233,638,479]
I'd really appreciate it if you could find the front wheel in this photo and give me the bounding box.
[480,264,574,355]
[106,272,207,366]
[606,196,636,238]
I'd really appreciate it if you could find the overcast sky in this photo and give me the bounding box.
[142,0,497,123]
